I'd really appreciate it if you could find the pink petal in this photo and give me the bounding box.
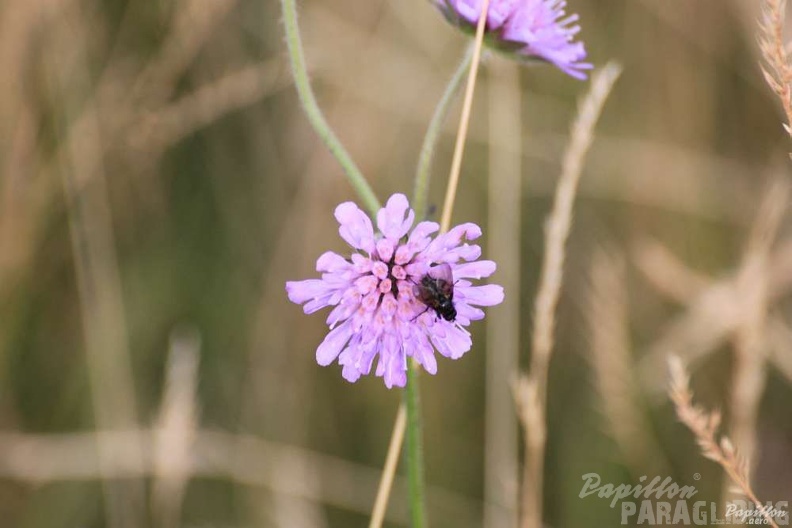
[444,223,482,245]
[456,284,505,306]
[335,202,375,253]
[441,243,481,263]
[286,279,332,305]
[488,0,519,27]
[376,238,395,262]
[454,301,485,322]
[326,296,359,328]
[410,331,437,375]
[339,338,364,382]
[341,363,362,383]
[316,320,354,366]
[382,346,407,388]
[377,194,415,240]
[316,251,351,273]
[423,223,481,260]
[453,260,497,279]
[429,322,472,359]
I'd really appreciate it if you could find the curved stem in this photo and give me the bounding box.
[413,46,474,220]
[405,363,426,528]
[279,0,380,216]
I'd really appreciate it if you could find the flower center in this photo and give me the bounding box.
[369,245,412,303]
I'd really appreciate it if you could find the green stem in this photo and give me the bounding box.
[405,362,426,527]
[412,46,474,220]
[279,0,380,216]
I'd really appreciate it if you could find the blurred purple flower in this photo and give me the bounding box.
[433,0,592,79]
[286,194,504,388]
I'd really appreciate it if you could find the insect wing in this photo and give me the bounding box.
[427,263,453,284]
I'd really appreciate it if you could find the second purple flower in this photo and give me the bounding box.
[432,0,592,79]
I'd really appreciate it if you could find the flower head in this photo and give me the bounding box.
[286,194,504,388]
[433,0,592,79]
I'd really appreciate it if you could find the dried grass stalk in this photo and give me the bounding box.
[632,238,709,304]
[759,0,792,144]
[131,59,285,154]
[729,180,788,470]
[668,356,779,528]
[0,428,482,527]
[520,62,621,528]
[587,248,667,475]
[49,7,144,527]
[152,328,201,528]
[132,0,237,105]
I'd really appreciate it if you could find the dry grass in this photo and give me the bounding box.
[586,248,668,475]
[637,191,792,398]
[519,62,621,528]
[729,180,788,469]
[669,356,780,528]
[760,0,792,144]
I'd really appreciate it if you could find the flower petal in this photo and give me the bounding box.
[316,251,351,273]
[441,243,481,263]
[429,322,472,360]
[453,260,497,279]
[382,347,407,388]
[316,320,354,366]
[335,202,375,253]
[454,301,485,322]
[424,222,482,261]
[377,193,415,240]
[286,279,332,305]
[409,330,437,375]
[457,284,505,306]
[342,362,362,383]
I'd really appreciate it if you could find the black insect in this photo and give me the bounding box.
[414,263,457,322]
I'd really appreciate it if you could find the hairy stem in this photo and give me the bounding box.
[405,364,426,528]
[279,0,380,215]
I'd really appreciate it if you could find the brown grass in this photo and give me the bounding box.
[587,247,668,475]
[519,62,621,528]
[760,0,792,144]
[668,356,780,528]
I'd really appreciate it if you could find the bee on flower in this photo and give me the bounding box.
[286,194,504,388]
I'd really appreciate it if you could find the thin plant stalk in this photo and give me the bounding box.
[279,0,380,216]
[404,364,426,527]
[669,356,780,528]
[439,0,492,233]
[413,45,474,220]
[49,11,145,528]
[368,405,407,528]
[521,63,621,528]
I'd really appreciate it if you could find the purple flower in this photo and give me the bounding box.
[432,0,592,79]
[286,194,504,388]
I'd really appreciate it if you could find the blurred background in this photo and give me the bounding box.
[0,0,791,527]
